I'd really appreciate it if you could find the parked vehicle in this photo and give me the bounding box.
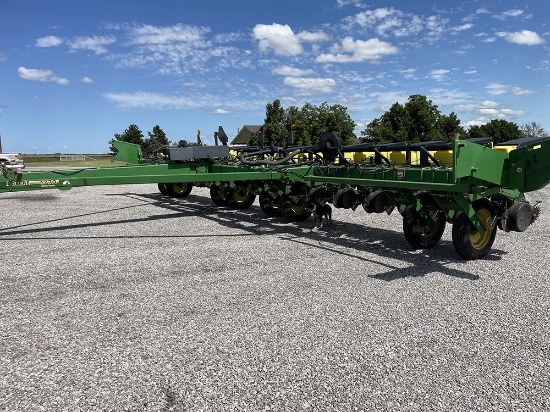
[0,153,25,169]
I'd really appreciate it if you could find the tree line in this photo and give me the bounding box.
[361,94,547,144]
[112,95,548,152]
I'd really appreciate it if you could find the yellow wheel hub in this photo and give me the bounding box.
[290,198,307,214]
[173,183,189,194]
[470,208,492,250]
[419,206,441,240]
[233,189,250,202]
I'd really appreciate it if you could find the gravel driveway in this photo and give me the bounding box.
[1,183,549,411]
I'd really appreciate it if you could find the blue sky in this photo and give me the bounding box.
[0,0,548,153]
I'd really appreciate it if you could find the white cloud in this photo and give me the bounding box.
[283,77,336,95]
[345,8,426,38]
[393,15,423,37]
[424,15,449,41]
[253,23,304,55]
[348,7,397,28]
[18,66,69,85]
[108,23,244,74]
[450,24,473,34]
[35,35,63,47]
[337,0,364,8]
[102,90,265,112]
[81,76,94,83]
[480,100,500,108]
[272,65,315,76]
[427,88,472,105]
[316,37,398,63]
[103,92,194,109]
[484,84,536,97]
[493,9,524,20]
[213,108,230,114]
[458,100,526,123]
[486,83,507,95]
[183,82,210,88]
[429,69,450,81]
[399,68,416,79]
[511,87,536,95]
[297,31,330,43]
[479,108,499,115]
[252,23,328,56]
[128,23,210,45]
[497,30,545,46]
[369,91,409,112]
[68,35,116,54]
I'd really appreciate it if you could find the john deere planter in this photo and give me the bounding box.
[2,127,549,260]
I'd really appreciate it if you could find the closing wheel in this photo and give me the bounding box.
[403,193,446,249]
[165,182,193,198]
[224,183,256,209]
[259,192,282,217]
[280,194,312,222]
[452,198,497,260]
[210,184,227,207]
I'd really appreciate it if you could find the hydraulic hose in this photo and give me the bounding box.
[239,148,304,166]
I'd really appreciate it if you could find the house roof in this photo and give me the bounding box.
[230,125,262,145]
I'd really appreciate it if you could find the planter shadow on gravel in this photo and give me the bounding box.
[2,189,504,281]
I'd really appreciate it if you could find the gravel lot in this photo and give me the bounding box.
[1,183,549,411]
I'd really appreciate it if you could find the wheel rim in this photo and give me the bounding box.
[290,197,308,214]
[263,196,280,210]
[268,198,280,211]
[470,208,492,250]
[172,183,190,195]
[259,192,281,216]
[419,206,443,240]
[210,184,227,206]
[233,187,251,203]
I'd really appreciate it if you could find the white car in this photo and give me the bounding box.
[0,153,25,169]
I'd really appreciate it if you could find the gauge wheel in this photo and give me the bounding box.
[452,198,497,260]
[403,192,446,249]
[164,182,193,198]
[224,183,256,209]
[210,184,227,207]
[259,192,282,217]
[280,194,312,222]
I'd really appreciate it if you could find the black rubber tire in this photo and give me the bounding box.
[259,192,282,217]
[452,198,497,260]
[280,194,313,222]
[158,183,170,196]
[403,193,446,249]
[210,184,227,207]
[165,182,193,198]
[224,183,256,209]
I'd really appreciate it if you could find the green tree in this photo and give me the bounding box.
[311,102,355,146]
[361,95,465,143]
[111,124,145,153]
[520,121,547,138]
[263,99,288,146]
[438,112,464,140]
[144,125,170,153]
[251,100,356,146]
[467,119,522,144]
